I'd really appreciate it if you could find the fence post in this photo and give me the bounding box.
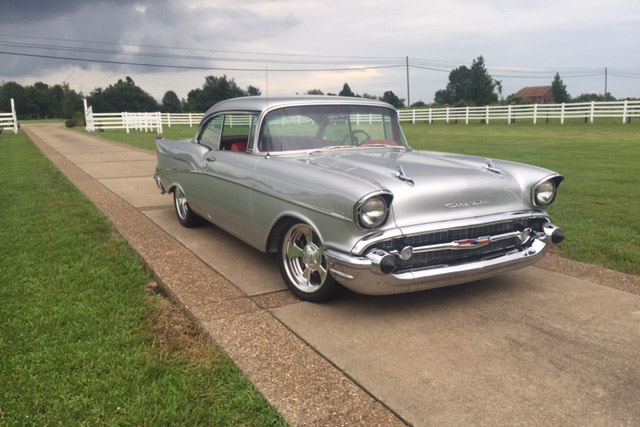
[157,112,163,134]
[508,104,512,124]
[561,103,565,124]
[533,104,538,124]
[124,112,130,134]
[485,105,490,124]
[189,113,193,127]
[428,108,432,124]
[167,113,171,128]
[446,106,450,124]
[622,100,628,123]
[590,101,595,124]
[10,98,18,133]
[465,106,469,124]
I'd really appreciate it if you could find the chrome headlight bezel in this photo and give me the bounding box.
[531,175,563,207]
[355,192,392,229]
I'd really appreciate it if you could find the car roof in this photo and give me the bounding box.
[203,96,396,117]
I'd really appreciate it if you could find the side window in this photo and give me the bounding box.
[199,116,223,150]
[219,114,256,152]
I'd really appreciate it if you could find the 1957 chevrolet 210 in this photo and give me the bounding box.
[154,96,564,301]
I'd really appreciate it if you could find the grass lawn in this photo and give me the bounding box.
[403,121,640,276]
[75,126,196,151]
[85,121,640,276]
[0,131,286,426]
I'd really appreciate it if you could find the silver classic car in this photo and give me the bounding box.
[154,96,564,301]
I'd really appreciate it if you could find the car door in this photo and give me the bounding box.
[196,113,260,245]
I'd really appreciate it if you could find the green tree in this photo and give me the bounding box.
[411,100,427,108]
[434,56,498,106]
[551,73,570,103]
[0,81,29,117]
[469,56,498,105]
[380,91,405,108]
[186,75,245,111]
[246,85,261,96]
[572,92,615,103]
[161,90,182,113]
[338,83,355,97]
[306,89,324,95]
[88,77,159,112]
[504,94,531,105]
[61,84,83,119]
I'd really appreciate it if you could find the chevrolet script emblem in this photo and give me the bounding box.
[445,200,491,209]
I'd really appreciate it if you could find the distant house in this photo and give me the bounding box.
[514,86,554,104]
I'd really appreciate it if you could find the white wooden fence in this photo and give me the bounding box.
[398,100,640,124]
[84,99,640,133]
[162,113,204,127]
[84,107,163,134]
[0,98,19,134]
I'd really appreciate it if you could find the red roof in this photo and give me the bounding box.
[514,86,552,98]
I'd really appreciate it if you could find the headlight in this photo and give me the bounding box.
[533,179,557,207]
[357,195,388,228]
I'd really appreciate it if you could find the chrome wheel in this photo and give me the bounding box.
[173,187,201,227]
[174,187,189,221]
[281,223,329,294]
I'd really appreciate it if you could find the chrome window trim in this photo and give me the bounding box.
[253,102,407,155]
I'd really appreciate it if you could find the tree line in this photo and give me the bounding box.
[2,63,634,119]
[432,55,635,107]
[0,75,409,119]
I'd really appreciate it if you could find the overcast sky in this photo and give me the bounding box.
[2,0,639,104]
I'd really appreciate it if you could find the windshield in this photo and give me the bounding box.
[258,105,408,152]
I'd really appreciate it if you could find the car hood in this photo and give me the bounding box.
[304,148,539,228]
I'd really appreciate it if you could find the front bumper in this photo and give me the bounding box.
[325,223,562,295]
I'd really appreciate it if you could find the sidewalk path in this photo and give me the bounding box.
[24,125,640,426]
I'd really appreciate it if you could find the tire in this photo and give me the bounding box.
[277,220,341,302]
[173,187,202,227]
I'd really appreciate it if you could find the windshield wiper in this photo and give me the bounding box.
[307,145,354,155]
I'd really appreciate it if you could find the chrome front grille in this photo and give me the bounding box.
[373,217,547,272]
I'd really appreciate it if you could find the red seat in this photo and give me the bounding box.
[230,142,247,152]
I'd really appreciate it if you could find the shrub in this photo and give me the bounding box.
[65,119,78,128]
[73,111,85,126]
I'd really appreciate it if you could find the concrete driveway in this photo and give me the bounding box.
[25,125,640,426]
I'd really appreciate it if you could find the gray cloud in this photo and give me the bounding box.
[1,0,639,101]
[1,0,301,79]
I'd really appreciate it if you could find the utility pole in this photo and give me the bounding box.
[406,56,410,108]
[604,66,608,100]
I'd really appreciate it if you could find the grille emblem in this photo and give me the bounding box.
[454,237,491,248]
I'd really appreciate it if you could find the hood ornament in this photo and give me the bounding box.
[483,159,505,178]
[393,165,414,186]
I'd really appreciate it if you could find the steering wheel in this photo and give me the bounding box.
[342,130,371,145]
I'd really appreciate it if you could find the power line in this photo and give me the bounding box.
[0,40,402,66]
[0,33,404,61]
[0,50,405,72]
